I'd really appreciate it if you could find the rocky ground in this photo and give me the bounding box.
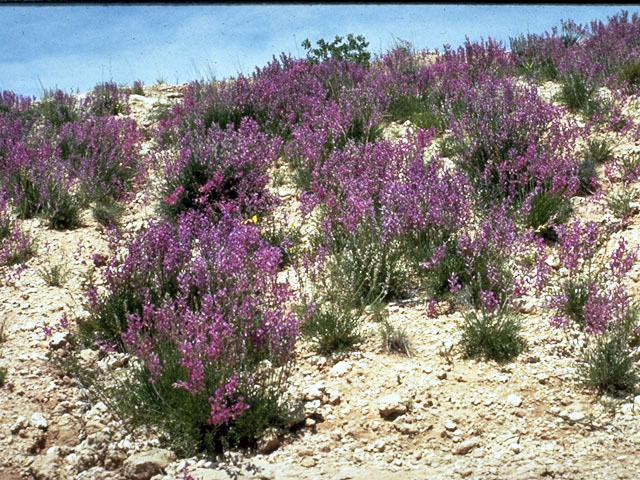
[1,83,640,480]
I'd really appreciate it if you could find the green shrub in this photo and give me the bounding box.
[0,367,6,388]
[325,225,408,308]
[380,319,413,356]
[299,301,362,354]
[39,262,69,287]
[302,34,371,66]
[559,279,591,328]
[577,155,600,195]
[524,190,572,231]
[459,310,527,363]
[583,138,613,165]
[92,199,125,228]
[607,191,635,219]
[557,71,601,119]
[618,59,640,93]
[11,171,42,219]
[577,138,613,195]
[387,95,447,131]
[44,184,83,230]
[73,341,294,457]
[76,285,144,348]
[577,329,639,394]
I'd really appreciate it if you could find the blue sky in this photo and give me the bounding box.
[2,4,639,98]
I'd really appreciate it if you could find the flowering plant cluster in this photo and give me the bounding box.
[82,81,131,116]
[448,75,582,210]
[82,211,298,452]
[550,220,637,334]
[0,84,144,228]
[160,118,281,221]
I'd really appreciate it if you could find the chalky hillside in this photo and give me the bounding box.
[2,12,640,480]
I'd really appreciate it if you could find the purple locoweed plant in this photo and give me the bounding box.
[447,74,582,214]
[159,117,282,222]
[79,211,299,453]
[550,219,637,334]
[82,81,131,116]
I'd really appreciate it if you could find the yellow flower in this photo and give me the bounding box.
[244,215,259,225]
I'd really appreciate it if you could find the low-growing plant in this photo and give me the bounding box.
[577,155,600,196]
[459,310,527,363]
[380,318,413,356]
[299,300,362,354]
[577,138,613,195]
[10,170,44,220]
[43,182,83,230]
[557,71,606,120]
[584,138,614,165]
[386,95,447,131]
[39,261,69,287]
[324,224,408,308]
[0,367,6,388]
[618,59,640,94]
[523,189,573,232]
[509,33,561,81]
[91,198,125,228]
[607,191,635,219]
[577,328,639,394]
[93,342,295,456]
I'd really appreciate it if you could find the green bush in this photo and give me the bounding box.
[74,341,294,456]
[92,199,125,228]
[607,191,635,219]
[302,34,371,66]
[524,190,572,231]
[618,59,640,93]
[325,225,408,308]
[459,310,527,363]
[44,183,83,230]
[299,301,362,354]
[583,138,613,165]
[387,95,447,131]
[559,279,591,328]
[11,171,42,219]
[380,319,413,356]
[557,71,601,119]
[577,329,639,395]
[39,262,69,287]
